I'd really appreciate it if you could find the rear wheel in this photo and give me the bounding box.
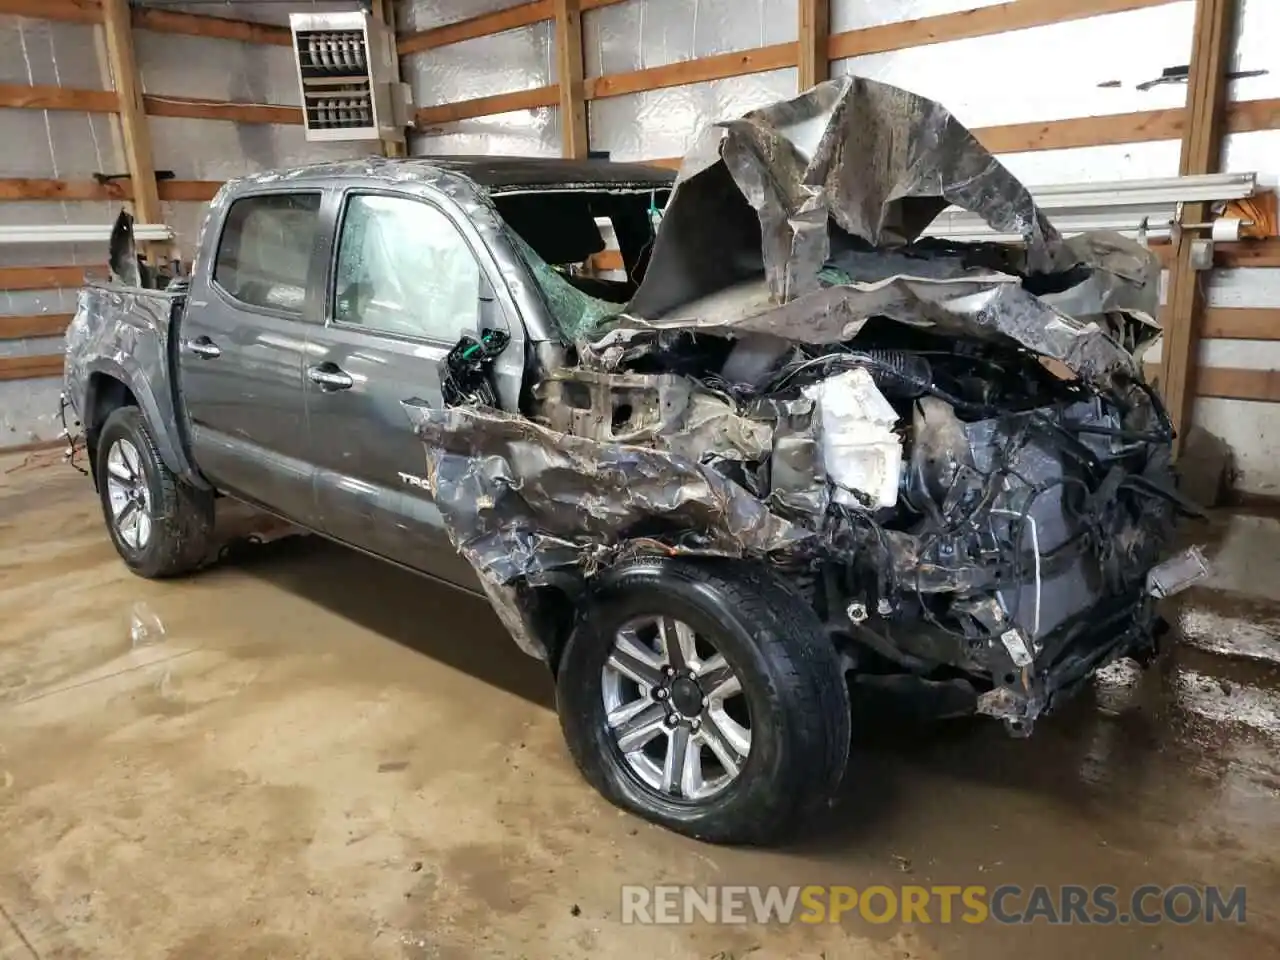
[556,557,850,845]
[96,406,213,578]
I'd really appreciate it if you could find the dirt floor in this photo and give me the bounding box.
[1,449,1277,960]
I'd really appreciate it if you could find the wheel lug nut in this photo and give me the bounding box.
[666,714,680,727]
[654,688,668,700]
[663,666,675,677]
[701,697,708,707]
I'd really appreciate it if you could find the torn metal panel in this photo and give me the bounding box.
[402,401,809,588]
[614,78,1161,388]
[639,75,1065,314]
[608,271,1141,387]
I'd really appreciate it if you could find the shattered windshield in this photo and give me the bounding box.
[506,228,618,342]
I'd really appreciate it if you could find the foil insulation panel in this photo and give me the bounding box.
[401,0,555,157]
[582,0,797,77]
[830,0,1008,32]
[831,3,1196,130]
[588,69,798,161]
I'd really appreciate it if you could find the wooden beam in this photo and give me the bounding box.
[159,180,224,202]
[0,178,127,201]
[1161,0,1238,449]
[369,0,408,158]
[828,0,1179,60]
[0,83,117,113]
[0,266,90,291]
[554,0,589,158]
[586,42,798,100]
[129,7,291,46]
[0,0,99,23]
[101,0,163,249]
[398,0,551,56]
[976,107,1185,154]
[143,96,303,126]
[1217,237,1280,267]
[0,178,222,202]
[0,1,290,46]
[1202,308,1280,340]
[415,85,559,127]
[799,0,830,91]
[0,314,74,341]
[1196,367,1280,403]
[1154,237,1280,268]
[0,355,64,382]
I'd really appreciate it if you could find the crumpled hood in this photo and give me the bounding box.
[616,75,1162,386]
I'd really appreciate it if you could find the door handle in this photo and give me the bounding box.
[184,336,221,359]
[307,364,354,391]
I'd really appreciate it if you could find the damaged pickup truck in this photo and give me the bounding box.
[65,76,1206,845]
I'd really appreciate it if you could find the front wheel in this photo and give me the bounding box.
[556,558,850,845]
[96,406,213,578]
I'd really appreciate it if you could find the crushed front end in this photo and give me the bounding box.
[407,75,1207,734]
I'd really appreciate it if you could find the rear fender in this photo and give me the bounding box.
[83,357,206,489]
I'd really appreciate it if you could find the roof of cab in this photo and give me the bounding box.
[230,155,676,195]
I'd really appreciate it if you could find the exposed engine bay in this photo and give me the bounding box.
[405,76,1207,733]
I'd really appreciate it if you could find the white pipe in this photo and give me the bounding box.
[0,224,173,244]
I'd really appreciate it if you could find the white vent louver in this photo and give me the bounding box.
[290,11,406,143]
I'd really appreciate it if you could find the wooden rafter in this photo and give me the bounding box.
[585,43,798,100]
[100,0,162,242]
[0,314,74,341]
[415,86,559,127]
[798,0,830,91]
[0,356,65,382]
[554,0,589,158]
[1160,0,1238,448]
[0,265,92,290]
[0,178,223,202]
[143,96,302,126]
[0,0,290,45]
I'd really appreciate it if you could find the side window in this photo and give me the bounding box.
[333,194,482,343]
[213,193,321,315]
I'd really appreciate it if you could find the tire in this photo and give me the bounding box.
[555,557,850,845]
[95,406,214,578]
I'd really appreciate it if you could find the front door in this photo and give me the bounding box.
[179,190,324,521]
[304,188,521,587]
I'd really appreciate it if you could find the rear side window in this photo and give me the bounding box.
[213,193,321,315]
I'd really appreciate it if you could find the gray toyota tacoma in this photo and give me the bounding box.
[64,77,1206,845]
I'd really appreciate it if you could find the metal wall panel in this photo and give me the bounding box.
[588,68,798,161]
[0,17,117,181]
[411,106,562,157]
[398,0,528,34]
[583,0,796,77]
[135,30,301,106]
[1231,0,1280,104]
[406,24,555,109]
[0,380,64,446]
[148,116,360,182]
[1223,130,1280,188]
[832,3,1196,129]
[580,0,796,162]
[830,0,1005,33]
[403,2,557,158]
[997,140,1184,187]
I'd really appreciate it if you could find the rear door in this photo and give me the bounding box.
[304,186,523,586]
[179,190,325,520]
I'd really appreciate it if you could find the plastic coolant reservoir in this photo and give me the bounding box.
[803,367,902,508]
